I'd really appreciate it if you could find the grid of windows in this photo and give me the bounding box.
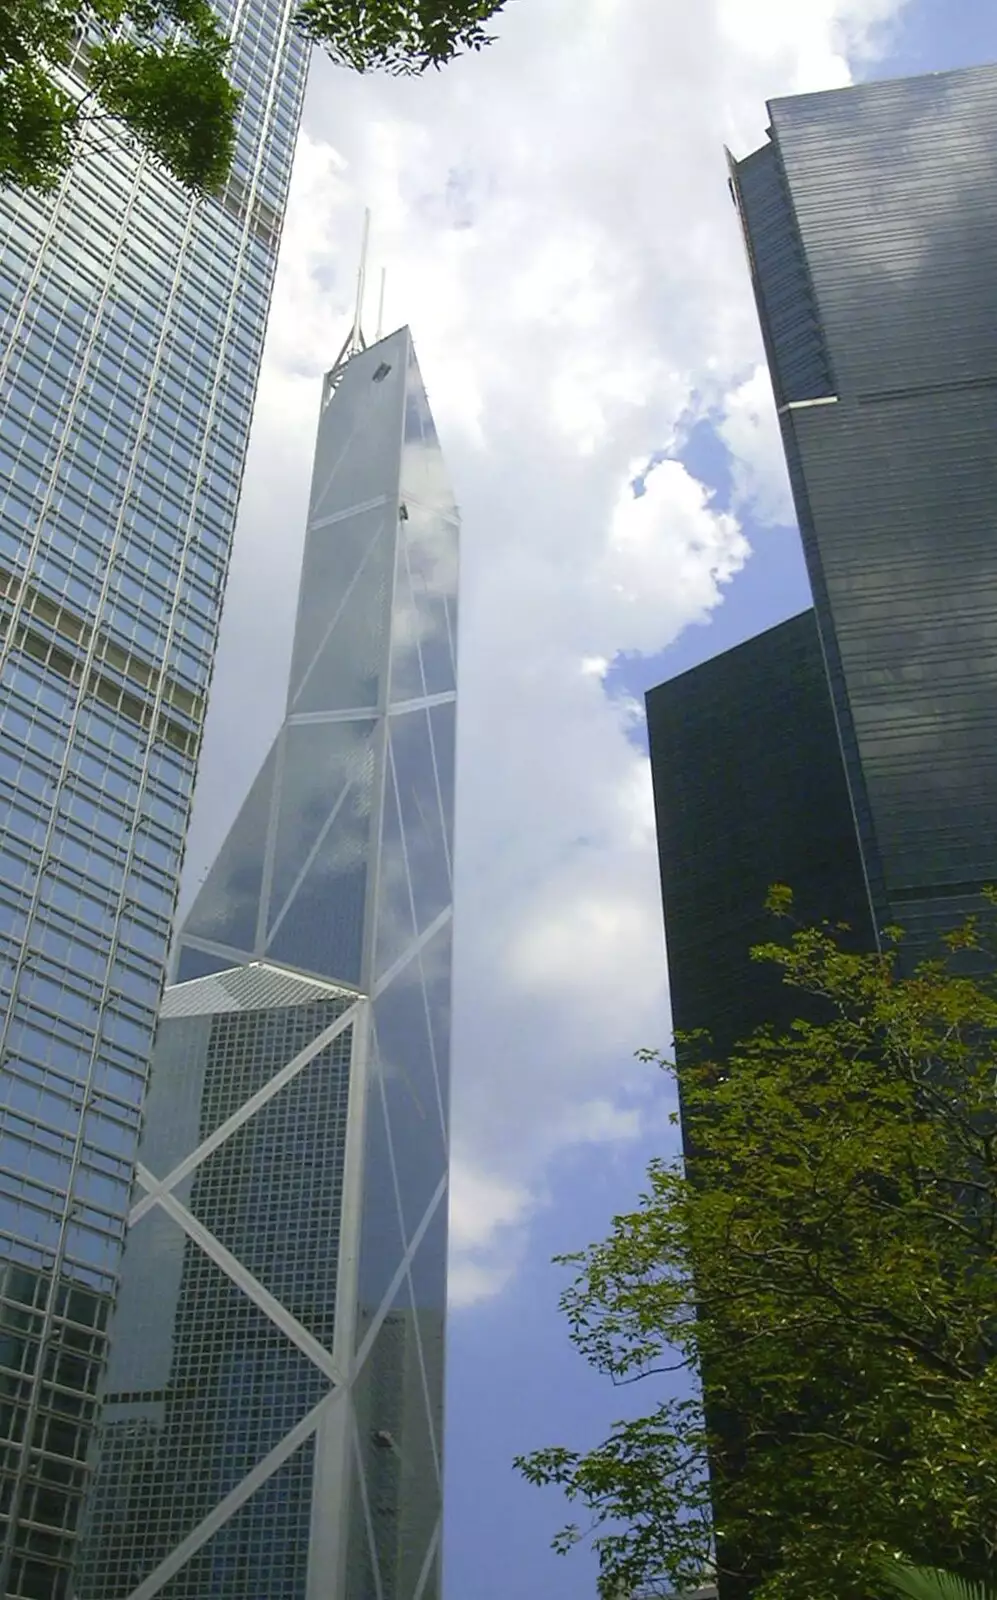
[186,1008,352,1348]
[0,1,309,1591]
[71,992,350,1593]
[0,1267,111,1600]
[75,998,351,1599]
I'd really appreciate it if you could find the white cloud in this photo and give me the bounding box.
[717,365,795,525]
[449,1162,533,1255]
[184,0,909,1303]
[448,1164,532,1307]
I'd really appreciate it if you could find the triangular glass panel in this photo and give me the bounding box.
[391,501,457,701]
[400,349,460,527]
[418,594,456,698]
[402,361,431,450]
[128,1009,212,1184]
[392,1278,442,1598]
[373,746,418,983]
[373,960,446,1249]
[291,514,395,716]
[265,719,376,938]
[355,1066,406,1328]
[420,1542,443,1600]
[288,503,391,707]
[344,1408,384,1600]
[346,1270,407,1600]
[309,331,407,524]
[349,1271,438,1600]
[417,918,453,1120]
[428,700,456,863]
[387,530,425,706]
[389,710,451,938]
[173,942,243,986]
[407,1201,447,1466]
[181,738,278,953]
[265,736,376,987]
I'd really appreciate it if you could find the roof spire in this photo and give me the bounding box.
[348,207,371,357]
[375,266,386,343]
[324,209,374,404]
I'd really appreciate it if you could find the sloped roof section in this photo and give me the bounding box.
[162,960,361,1018]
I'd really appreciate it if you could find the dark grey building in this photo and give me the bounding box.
[647,615,875,1600]
[647,62,997,1600]
[646,610,872,1057]
[728,63,997,954]
[73,328,458,1599]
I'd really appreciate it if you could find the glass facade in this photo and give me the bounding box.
[647,65,997,1600]
[0,8,309,1592]
[729,62,997,954]
[646,610,873,1058]
[76,330,459,1599]
[646,612,877,1600]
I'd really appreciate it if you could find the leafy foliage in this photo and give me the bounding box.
[517,897,997,1599]
[878,1561,997,1600]
[293,0,508,75]
[0,0,239,192]
[2,0,509,196]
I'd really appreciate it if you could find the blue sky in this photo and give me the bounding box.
[178,0,997,1595]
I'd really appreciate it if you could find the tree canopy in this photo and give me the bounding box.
[517,896,997,1600]
[1,0,508,194]
[0,0,240,193]
[295,0,507,75]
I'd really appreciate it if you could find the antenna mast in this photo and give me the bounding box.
[348,208,371,358]
[375,267,386,343]
[324,209,373,403]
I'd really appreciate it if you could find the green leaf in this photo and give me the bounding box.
[89,34,240,194]
[0,58,77,190]
[878,1562,997,1600]
[293,0,508,76]
[0,0,240,193]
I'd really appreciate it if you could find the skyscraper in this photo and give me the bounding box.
[0,7,309,1593]
[647,613,874,1600]
[727,62,997,956]
[74,327,459,1600]
[646,611,872,1061]
[646,61,997,1600]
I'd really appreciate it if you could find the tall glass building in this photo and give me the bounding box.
[0,6,309,1595]
[647,61,997,1600]
[727,62,997,956]
[647,613,874,1600]
[646,610,872,1061]
[74,328,459,1600]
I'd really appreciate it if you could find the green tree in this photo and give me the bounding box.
[1,0,240,192]
[1,0,507,194]
[516,900,997,1600]
[294,0,507,75]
